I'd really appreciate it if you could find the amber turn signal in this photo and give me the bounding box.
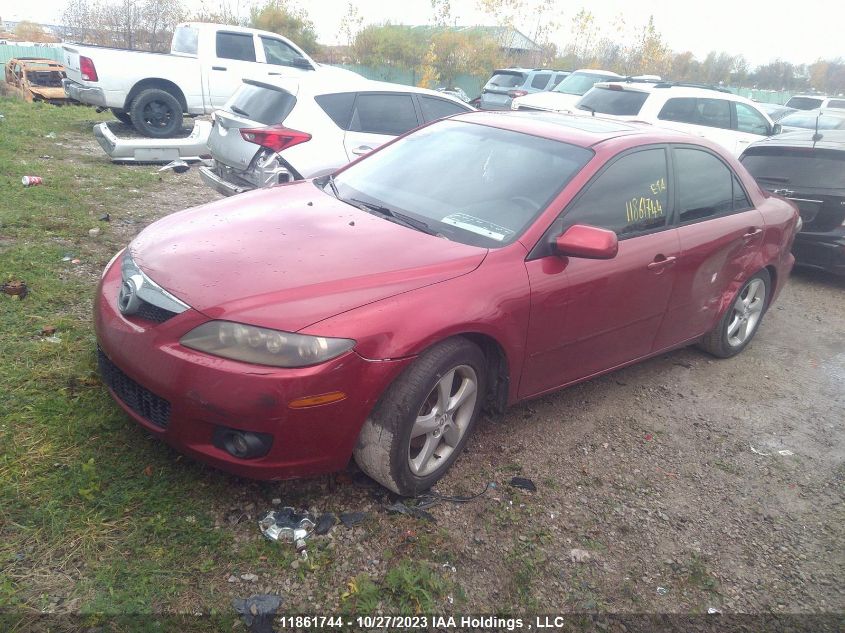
[288,391,347,409]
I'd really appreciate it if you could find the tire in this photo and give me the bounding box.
[698,269,770,358]
[110,108,132,125]
[354,338,487,496]
[128,88,183,138]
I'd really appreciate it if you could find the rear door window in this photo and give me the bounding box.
[419,96,469,122]
[216,32,256,62]
[530,73,551,89]
[172,26,199,55]
[674,148,738,223]
[552,73,568,87]
[658,97,698,123]
[350,93,419,135]
[315,92,356,129]
[577,87,649,116]
[735,102,770,135]
[828,99,845,109]
[562,147,670,237]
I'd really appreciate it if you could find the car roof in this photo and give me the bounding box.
[745,129,845,151]
[449,110,707,148]
[591,81,758,103]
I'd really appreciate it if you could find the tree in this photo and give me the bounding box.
[337,1,363,49]
[250,0,318,54]
[352,24,427,72]
[421,29,502,87]
[14,21,56,43]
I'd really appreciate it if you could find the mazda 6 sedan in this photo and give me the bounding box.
[96,112,799,495]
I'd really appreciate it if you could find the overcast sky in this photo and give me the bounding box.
[3,0,842,67]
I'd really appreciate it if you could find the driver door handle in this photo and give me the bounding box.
[212,66,227,71]
[352,145,373,156]
[647,255,677,271]
[743,228,763,244]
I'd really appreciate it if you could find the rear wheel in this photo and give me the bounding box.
[353,338,487,495]
[699,269,770,358]
[129,88,183,138]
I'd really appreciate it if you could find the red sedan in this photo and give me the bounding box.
[95,112,799,495]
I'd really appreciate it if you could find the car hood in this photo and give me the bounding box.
[513,91,581,112]
[130,182,487,332]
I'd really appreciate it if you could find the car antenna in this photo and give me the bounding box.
[812,111,823,145]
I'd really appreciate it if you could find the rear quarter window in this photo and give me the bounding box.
[577,87,648,116]
[230,82,296,125]
[172,26,198,55]
[530,73,551,89]
[216,32,256,62]
[315,92,356,129]
[419,96,469,122]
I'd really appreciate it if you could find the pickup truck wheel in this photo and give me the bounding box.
[353,338,487,496]
[129,88,183,138]
[110,108,133,125]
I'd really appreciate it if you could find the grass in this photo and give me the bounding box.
[0,97,461,621]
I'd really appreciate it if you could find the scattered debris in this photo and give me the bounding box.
[71,259,81,265]
[44,336,61,344]
[314,512,336,535]
[271,497,281,506]
[61,254,74,262]
[340,511,367,527]
[99,213,111,222]
[644,433,654,441]
[707,607,722,614]
[656,586,669,596]
[44,132,56,138]
[569,548,591,563]
[39,155,52,160]
[231,594,282,633]
[386,500,435,522]
[88,227,101,238]
[227,575,238,583]
[21,176,43,187]
[240,573,258,582]
[509,476,537,492]
[258,508,314,558]
[158,159,190,174]
[778,449,794,456]
[40,326,57,336]
[2,280,28,299]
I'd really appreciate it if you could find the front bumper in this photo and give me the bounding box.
[94,257,412,480]
[793,230,845,275]
[93,121,213,163]
[63,78,106,107]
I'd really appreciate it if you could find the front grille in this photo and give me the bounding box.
[135,300,177,323]
[98,348,171,428]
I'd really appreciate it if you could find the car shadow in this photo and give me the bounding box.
[791,266,845,290]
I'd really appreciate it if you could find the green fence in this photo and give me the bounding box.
[333,64,485,100]
[0,45,64,68]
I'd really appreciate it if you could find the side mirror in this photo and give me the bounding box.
[771,123,782,135]
[292,56,313,70]
[554,224,618,259]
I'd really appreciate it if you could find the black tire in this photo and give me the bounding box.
[128,88,183,138]
[698,269,770,358]
[353,338,487,495]
[110,108,132,125]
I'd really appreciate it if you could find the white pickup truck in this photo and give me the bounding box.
[62,22,352,137]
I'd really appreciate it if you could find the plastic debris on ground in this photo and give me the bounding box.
[231,594,282,633]
[569,548,591,563]
[314,512,336,535]
[656,586,669,596]
[99,213,111,222]
[340,511,367,527]
[385,500,435,522]
[509,476,537,492]
[2,280,28,299]
[88,228,101,237]
[21,176,43,187]
[708,607,722,614]
[258,507,314,558]
[158,159,190,174]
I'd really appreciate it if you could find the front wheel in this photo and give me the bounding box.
[129,88,183,138]
[354,338,487,495]
[699,269,770,358]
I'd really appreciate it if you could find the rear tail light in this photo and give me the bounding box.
[240,125,311,153]
[508,90,528,98]
[606,84,624,91]
[80,56,98,82]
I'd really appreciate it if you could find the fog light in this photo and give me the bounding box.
[212,427,273,459]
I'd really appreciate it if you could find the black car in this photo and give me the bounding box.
[740,130,845,275]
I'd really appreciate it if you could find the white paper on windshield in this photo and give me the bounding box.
[441,213,513,242]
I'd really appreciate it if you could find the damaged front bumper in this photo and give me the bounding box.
[198,152,296,197]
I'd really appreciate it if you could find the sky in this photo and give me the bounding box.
[2,0,843,67]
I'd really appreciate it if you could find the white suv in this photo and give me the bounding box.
[509,69,622,113]
[570,81,778,156]
[200,75,472,195]
[784,94,845,112]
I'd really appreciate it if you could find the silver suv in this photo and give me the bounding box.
[479,68,570,111]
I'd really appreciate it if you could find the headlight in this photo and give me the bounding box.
[180,321,355,367]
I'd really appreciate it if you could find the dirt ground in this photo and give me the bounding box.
[94,157,845,617]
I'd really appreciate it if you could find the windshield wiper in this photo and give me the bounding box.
[349,198,438,236]
[324,174,340,198]
[230,105,250,117]
[579,105,596,116]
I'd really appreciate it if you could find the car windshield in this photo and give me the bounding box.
[329,120,593,248]
[554,72,615,96]
[577,87,649,115]
[741,147,845,189]
[780,112,845,130]
[485,72,525,89]
[785,96,824,110]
